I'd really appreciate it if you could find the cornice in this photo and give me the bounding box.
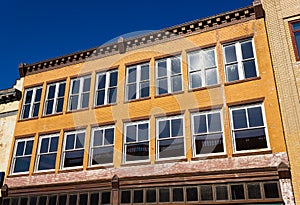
[19,4,263,77]
[0,88,22,104]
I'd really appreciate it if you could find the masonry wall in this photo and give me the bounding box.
[261,0,300,203]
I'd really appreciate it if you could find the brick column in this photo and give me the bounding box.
[111,175,120,205]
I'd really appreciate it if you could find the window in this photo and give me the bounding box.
[123,120,149,163]
[230,103,269,152]
[126,63,150,101]
[290,20,300,61]
[35,134,59,171]
[89,126,114,166]
[188,47,218,89]
[223,39,257,82]
[20,86,42,119]
[61,130,85,169]
[156,115,185,159]
[10,138,34,174]
[95,70,118,106]
[68,76,91,111]
[44,81,66,115]
[156,56,182,95]
[191,110,224,156]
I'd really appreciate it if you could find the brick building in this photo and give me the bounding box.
[260,0,300,203]
[1,1,295,205]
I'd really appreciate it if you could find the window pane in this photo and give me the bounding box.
[295,32,300,57]
[38,196,47,205]
[247,183,261,199]
[158,78,168,95]
[127,84,136,100]
[241,41,254,59]
[205,68,218,86]
[126,142,149,161]
[234,128,267,151]
[90,193,99,205]
[146,189,156,203]
[159,138,184,158]
[79,194,88,205]
[11,198,18,205]
[49,195,57,205]
[92,146,114,164]
[121,190,131,203]
[232,109,247,129]
[93,130,103,146]
[128,67,137,83]
[25,90,33,103]
[104,128,114,145]
[126,125,137,142]
[243,60,257,78]
[187,187,198,201]
[189,53,201,71]
[56,98,64,113]
[40,138,49,153]
[58,195,67,205]
[48,85,56,99]
[35,88,42,102]
[195,133,224,154]
[38,153,57,170]
[191,72,202,88]
[25,140,33,155]
[141,65,149,81]
[203,49,216,68]
[159,188,170,202]
[224,45,237,63]
[216,186,228,200]
[138,123,148,141]
[69,195,77,205]
[22,105,30,119]
[208,113,222,132]
[83,77,91,92]
[264,183,279,198]
[46,100,54,114]
[32,103,40,117]
[171,118,183,137]
[194,115,207,134]
[72,80,80,94]
[16,141,25,156]
[231,184,245,200]
[81,93,89,108]
[76,133,85,149]
[66,134,75,150]
[248,107,264,127]
[64,150,84,167]
[171,58,181,74]
[171,75,182,92]
[159,120,170,139]
[96,90,105,106]
[102,192,111,204]
[293,22,300,30]
[97,74,106,89]
[133,190,143,203]
[58,83,66,97]
[49,137,59,152]
[226,64,239,82]
[30,197,37,205]
[173,188,184,202]
[20,197,28,205]
[70,95,79,110]
[157,61,167,77]
[140,82,149,98]
[108,87,117,103]
[109,71,118,87]
[200,185,213,201]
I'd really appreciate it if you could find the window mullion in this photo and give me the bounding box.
[30,89,36,118]
[200,51,206,86]
[137,65,141,99]
[167,58,172,93]
[236,42,244,80]
[54,83,59,113]
[105,73,110,104]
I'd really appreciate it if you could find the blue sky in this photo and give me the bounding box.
[0,0,252,90]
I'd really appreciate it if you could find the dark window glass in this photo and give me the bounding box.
[247,183,262,199]
[69,195,77,205]
[50,137,59,152]
[191,72,202,88]
[173,188,184,202]
[231,184,245,200]
[208,113,222,132]
[241,41,254,59]
[58,195,67,205]
[171,118,183,137]
[29,197,37,205]
[133,190,143,203]
[33,103,40,116]
[158,78,168,95]
[121,190,131,203]
[25,140,33,155]
[64,150,84,167]
[159,188,170,202]
[14,156,31,173]
[11,198,19,205]
[79,194,88,205]
[101,192,110,204]
[159,120,170,139]
[66,134,75,150]
[171,75,182,92]
[140,82,149,98]
[90,193,99,205]
[226,64,239,82]
[200,185,213,201]
[58,83,66,97]
[40,138,49,154]
[141,65,149,80]
[128,67,137,83]
[98,74,106,89]
[158,138,184,159]
[3,198,10,205]
[104,128,114,145]
[264,183,280,198]
[157,61,167,77]
[38,196,47,205]
[48,196,57,205]
[216,186,228,200]
[225,45,237,63]
[92,146,114,165]
[83,78,91,92]
[110,72,118,87]
[232,109,247,129]
[38,153,57,170]
[171,58,181,74]
[186,187,198,201]
[72,80,80,94]
[125,142,149,161]
[20,197,28,205]
[243,60,257,78]
[146,189,156,203]
[76,133,85,149]
[235,128,267,151]
[16,141,25,156]
[248,107,263,127]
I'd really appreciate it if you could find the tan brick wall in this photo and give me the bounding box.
[261,0,300,203]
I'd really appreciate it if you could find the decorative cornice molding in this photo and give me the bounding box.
[0,88,22,104]
[19,4,263,77]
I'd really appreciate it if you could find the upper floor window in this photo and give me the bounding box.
[20,86,42,119]
[230,103,269,152]
[188,48,218,89]
[290,20,300,61]
[191,110,224,156]
[156,115,185,159]
[89,126,115,166]
[10,137,34,174]
[126,63,150,101]
[95,70,118,106]
[35,134,59,171]
[44,81,66,115]
[223,39,258,82]
[68,76,91,111]
[156,56,182,95]
[61,130,85,169]
[123,120,149,163]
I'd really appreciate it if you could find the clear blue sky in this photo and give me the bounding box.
[0,0,252,90]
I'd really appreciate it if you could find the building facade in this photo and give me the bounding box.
[1,2,295,205]
[260,0,300,203]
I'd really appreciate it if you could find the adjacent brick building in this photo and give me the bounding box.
[1,1,295,205]
[261,0,300,203]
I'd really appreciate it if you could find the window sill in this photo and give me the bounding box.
[154,91,184,99]
[58,167,83,173]
[155,157,187,164]
[86,164,114,170]
[232,149,272,157]
[188,84,221,92]
[124,96,151,104]
[93,103,117,110]
[41,112,63,118]
[32,170,56,176]
[66,108,89,114]
[191,154,228,161]
[18,116,39,122]
[121,161,151,167]
[224,76,261,86]
[7,173,29,178]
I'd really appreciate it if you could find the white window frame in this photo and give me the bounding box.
[44,81,66,115]
[123,120,150,163]
[10,137,34,175]
[155,56,183,95]
[156,115,186,160]
[125,62,150,101]
[89,125,115,167]
[61,129,86,170]
[191,110,225,157]
[68,75,91,111]
[35,134,59,172]
[20,86,42,119]
[229,103,270,153]
[223,39,258,82]
[94,69,118,106]
[187,47,218,89]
